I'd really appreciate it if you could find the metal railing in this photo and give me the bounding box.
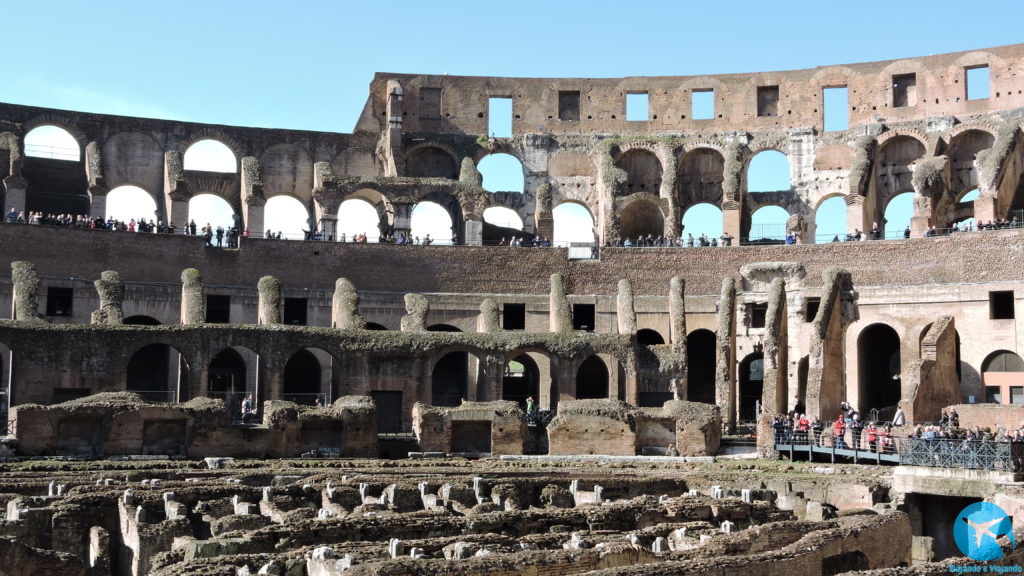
[126,390,178,403]
[25,144,80,161]
[282,392,330,407]
[899,437,1024,472]
[568,242,598,260]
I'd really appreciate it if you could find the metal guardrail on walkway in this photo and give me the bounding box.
[776,435,1023,471]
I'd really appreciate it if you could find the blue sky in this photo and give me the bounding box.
[7,0,1021,240]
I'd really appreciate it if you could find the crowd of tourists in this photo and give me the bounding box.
[609,232,736,247]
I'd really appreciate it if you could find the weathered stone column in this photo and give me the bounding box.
[164,151,189,231]
[616,279,636,335]
[180,268,205,325]
[805,267,858,421]
[241,156,265,237]
[392,202,413,240]
[10,261,45,322]
[91,270,125,325]
[668,276,687,400]
[86,141,108,219]
[400,294,428,332]
[535,182,554,240]
[844,195,866,239]
[760,277,788,416]
[477,298,500,333]
[258,276,281,325]
[910,155,948,237]
[549,273,572,333]
[715,277,737,431]
[332,278,366,330]
[463,218,483,246]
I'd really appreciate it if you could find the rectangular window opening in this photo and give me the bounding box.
[990,290,1015,320]
[691,89,714,120]
[750,303,768,329]
[572,303,596,332]
[986,386,1002,404]
[626,92,649,121]
[892,73,916,108]
[757,86,779,117]
[45,286,74,317]
[206,294,231,324]
[558,91,580,121]
[420,87,441,118]
[502,303,526,330]
[284,297,308,325]
[804,297,821,323]
[966,65,990,101]
[823,86,849,132]
[1012,386,1024,405]
[488,97,513,137]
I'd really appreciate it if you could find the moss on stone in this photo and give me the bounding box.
[847,135,875,197]
[911,155,948,197]
[459,157,482,186]
[258,275,282,325]
[977,124,1020,193]
[616,279,636,335]
[477,298,500,333]
[715,277,736,423]
[669,276,685,349]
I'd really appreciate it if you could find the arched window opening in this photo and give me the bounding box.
[858,324,901,412]
[411,201,453,244]
[636,329,665,345]
[283,349,322,405]
[687,329,716,404]
[124,315,161,326]
[478,154,525,193]
[815,196,848,243]
[263,195,309,240]
[183,139,236,173]
[619,200,665,242]
[576,356,609,399]
[614,149,663,195]
[188,194,236,232]
[748,206,789,243]
[739,352,764,421]
[681,203,723,244]
[981,350,1024,404]
[553,202,595,246]
[337,198,382,243]
[747,151,791,192]
[208,349,246,396]
[502,354,539,408]
[127,344,189,403]
[483,207,524,230]
[982,350,1024,373]
[406,147,457,179]
[883,192,914,239]
[106,186,158,224]
[432,352,469,407]
[956,189,980,230]
[24,125,80,161]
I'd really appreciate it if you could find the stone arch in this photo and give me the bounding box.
[747,150,792,192]
[405,145,458,179]
[681,203,723,243]
[552,200,596,245]
[478,152,525,193]
[188,193,237,231]
[283,348,327,405]
[338,188,394,241]
[747,205,790,243]
[739,352,764,421]
[181,138,240,173]
[982,350,1024,373]
[502,353,540,408]
[105,185,159,222]
[364,322,389,331]
[414,189,464,242]
[102,131,164,193]
[858,323,902,412]
[126,343,190,403]
[259,143,314,201]
[947,129,995,197]
[813,194,848,243]
[263,194,311,238]
[687,329,716,404]
[333,147,380,177]
[431,348,480,407]
[207,346,263,418]
[677,147,725,208]
[636,329,665,345]
[874,135,926,203]
[22,116,87,153]
[576,355,609,399]
[614,148,663,195]
[617,195,666,240]
[178,129,245,165]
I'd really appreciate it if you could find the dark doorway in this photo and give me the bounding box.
[858,324,901,412]
[687,329,716,404]
[636,329,665,345]
[126,344,188,403]
[452,421,492,453]
[208,347,247,417]
[371,391,404,433]
[283,349,321,405]
[124,315,161,326]
[739,352,764,421]
[821,551,869,575]
[576,356,609,399]
[502,354,539,407]
[432,352,469,406]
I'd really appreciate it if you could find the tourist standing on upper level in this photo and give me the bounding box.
[892,406,906,427]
